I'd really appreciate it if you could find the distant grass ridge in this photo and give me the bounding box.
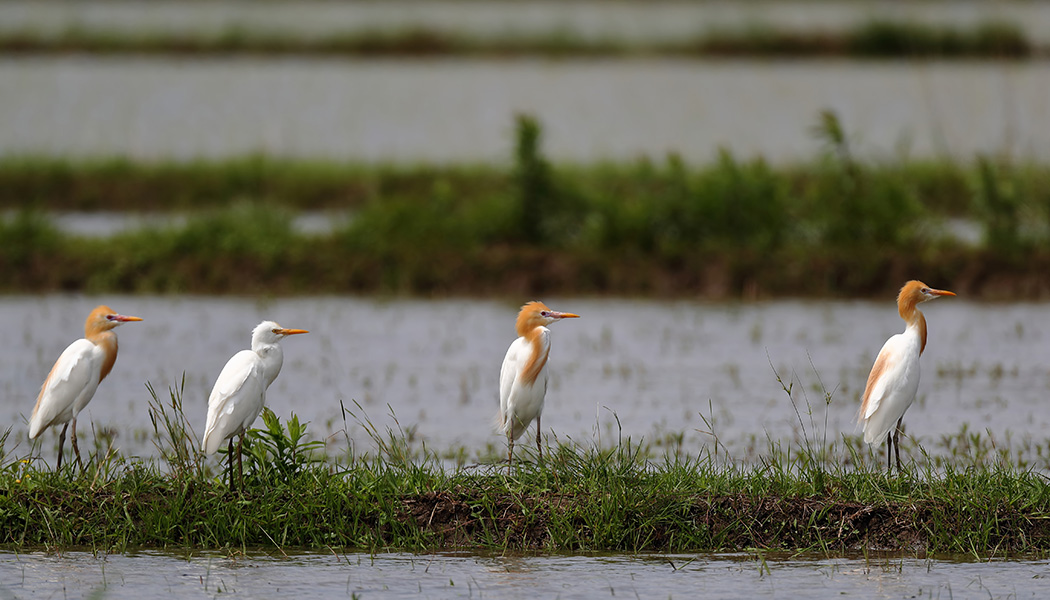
[0,20,1035,59]
[4,113,1050,298]
[3,386,1050,554]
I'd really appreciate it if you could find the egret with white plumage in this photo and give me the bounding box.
[29,305,142,470]
[498,301,579,466]
[202,320,308,488]
[859,280,955,472]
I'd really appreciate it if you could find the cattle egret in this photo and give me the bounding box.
[29,305,142,470]
[202,320,308,488]
[859,280,955,471]
[498,301,579,466]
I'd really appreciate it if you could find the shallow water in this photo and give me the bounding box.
[1,549,1047,599]
[13,210,352,237]
[1,58,1047,163]
[1,295,1046,462]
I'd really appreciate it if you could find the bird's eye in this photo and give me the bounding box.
[921,288,930,294]
[106,315,116,321]
[540,311,549,317]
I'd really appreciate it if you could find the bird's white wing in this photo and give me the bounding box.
[860,333,920,443]
[202,350,265,454]
[861,339,900,420]
[498,337,527,425]
[29,339,101,438]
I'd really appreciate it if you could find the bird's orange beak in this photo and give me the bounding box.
[110,314,143,322]
[276,328,309,336]
[551,312,580,319]
[929,289,956,297]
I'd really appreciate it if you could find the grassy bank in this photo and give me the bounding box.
[4,114,1050,299]
[3,389,1050,554]
[0,20,1034,59]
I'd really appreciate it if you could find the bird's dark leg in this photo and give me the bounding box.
[886,430,892,472]
[56,422,68,471]
[893,417,903,473]
[536,414,543,464]
[70,417,83,471]
[236,434,244,491]
[227,439,235,489]
[507,431,514,471]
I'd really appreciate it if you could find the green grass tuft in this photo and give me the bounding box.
[4,380,1050,555]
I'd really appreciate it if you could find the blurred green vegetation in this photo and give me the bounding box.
[0,155,505,212]
[0,20,1035,59]
[3,113,1050,298]
[848,20,1029,57]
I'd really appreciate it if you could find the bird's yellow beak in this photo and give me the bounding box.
[929,289,956,297]
[551,312,580,319]
[111,314,143,322]
[276,328,309,336]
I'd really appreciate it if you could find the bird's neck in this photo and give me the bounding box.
[520,327,550,386]
[89,330,119,382]
[253,343,285,387]
[901,307,928,355]
[516,316,541,338]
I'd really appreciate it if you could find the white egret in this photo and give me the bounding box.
[202,320,308,488]
[29,305,143,470]
[859,280,955,471]
[498,301,579,466]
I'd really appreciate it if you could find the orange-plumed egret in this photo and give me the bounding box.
[498,301,579,466]
[29,305,142,470]
[859,280,955,471]
[202,320,308,488]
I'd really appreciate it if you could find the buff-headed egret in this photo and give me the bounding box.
[29,305,142,470]
[202,320,308,488]
[859,280,955,471]
[498,301,579,466]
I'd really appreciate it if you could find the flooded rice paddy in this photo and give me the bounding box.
[6,0,1050,587]
[1,295,1046,462]
[2,549,1049,599]
[1,58,1048,163]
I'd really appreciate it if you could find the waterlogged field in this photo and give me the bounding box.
[1,295,1047,466]
[6,0,1050,589]
[1,58,1048,162]
[3,549,1049,599]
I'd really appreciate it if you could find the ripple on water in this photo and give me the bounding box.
[2,550,1049,599]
